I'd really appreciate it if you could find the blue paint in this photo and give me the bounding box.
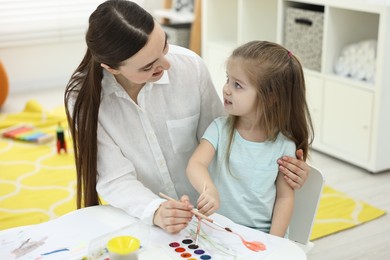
[41,248,69,255]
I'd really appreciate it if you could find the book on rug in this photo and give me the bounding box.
[1,124,54,144]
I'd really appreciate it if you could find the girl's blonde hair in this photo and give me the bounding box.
[225,41,314,164]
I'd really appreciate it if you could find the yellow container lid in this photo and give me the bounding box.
[107,236,140,255]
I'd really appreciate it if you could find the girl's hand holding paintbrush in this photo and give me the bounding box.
[197,184,220,216]
[153,194,194,234]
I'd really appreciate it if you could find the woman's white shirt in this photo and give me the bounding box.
[94,45,224,224]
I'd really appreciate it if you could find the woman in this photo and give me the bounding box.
[65,0,310,234]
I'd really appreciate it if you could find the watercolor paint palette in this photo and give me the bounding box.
[168,239,212,259]
[1,125,54,144]
[86,214,287,260]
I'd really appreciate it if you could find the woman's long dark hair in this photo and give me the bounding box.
[64,0,154,208]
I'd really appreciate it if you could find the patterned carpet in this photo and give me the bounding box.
[311,185,385,240]
[0,100,76,230]
[0,101,386,240]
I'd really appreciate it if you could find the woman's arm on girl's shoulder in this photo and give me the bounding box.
[270,172,295,237]
[278,149,310,189]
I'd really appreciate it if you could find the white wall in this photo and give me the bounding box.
[0,40,86,93]
[144,0,164,14]
[0,0,164,94]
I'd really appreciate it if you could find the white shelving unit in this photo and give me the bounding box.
[201,0,278,99]
[154,9,194,24]
[202,0,390,173]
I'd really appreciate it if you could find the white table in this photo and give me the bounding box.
[0,205,306,260]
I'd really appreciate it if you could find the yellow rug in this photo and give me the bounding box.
[0,101,386,240]
[311,185,386,240]
[0,100,76,230]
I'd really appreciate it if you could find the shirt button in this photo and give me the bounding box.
[158,160,166,167]
[167,183,174,191]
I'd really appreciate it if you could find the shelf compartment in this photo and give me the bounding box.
[324,7,380,81]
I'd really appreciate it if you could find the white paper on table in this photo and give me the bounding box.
[0,211,119,260]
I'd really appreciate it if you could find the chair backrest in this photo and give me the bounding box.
[289,165,325,245]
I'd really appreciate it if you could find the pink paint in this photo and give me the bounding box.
[169,242,180,247]
[231,231,266,252]
[202,220,266,252]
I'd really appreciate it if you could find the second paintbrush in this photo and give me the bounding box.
[158,192,229,232]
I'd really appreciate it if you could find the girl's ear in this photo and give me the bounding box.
[100,63,120,75]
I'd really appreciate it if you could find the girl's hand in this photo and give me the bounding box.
[153,195,194,234]
[278,149,310,189]
[197,187,219,216]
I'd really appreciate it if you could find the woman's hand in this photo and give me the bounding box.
[197,186,220,216]
[153,195,194,234]
[278,149,310,189]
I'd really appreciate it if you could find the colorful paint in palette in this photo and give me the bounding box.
[182,239,193,244]
[188,244,199,249]
[169,242,180,247]
[168,239,212,259]
[175,247,186,253]
[181,252,192,258]
[194,249,204,254]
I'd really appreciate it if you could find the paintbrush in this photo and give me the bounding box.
[194,183,206,245]
[158,192,229,231]
[195,219,201,245]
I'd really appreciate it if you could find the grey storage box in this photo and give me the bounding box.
[284,5,324,71]
[162,23,191,48]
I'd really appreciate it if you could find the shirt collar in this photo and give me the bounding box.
[101,69,170,97]
[156,70,170,84]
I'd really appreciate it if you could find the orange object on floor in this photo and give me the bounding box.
[0,61,9,108]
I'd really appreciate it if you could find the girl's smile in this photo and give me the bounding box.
[224,98,232,106]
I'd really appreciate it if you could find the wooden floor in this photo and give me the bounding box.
[2,88,390,260]
[307,151,390,260]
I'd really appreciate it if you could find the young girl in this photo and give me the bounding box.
[186,41,314,237]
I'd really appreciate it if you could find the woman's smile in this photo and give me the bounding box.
[152,69,163,77]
